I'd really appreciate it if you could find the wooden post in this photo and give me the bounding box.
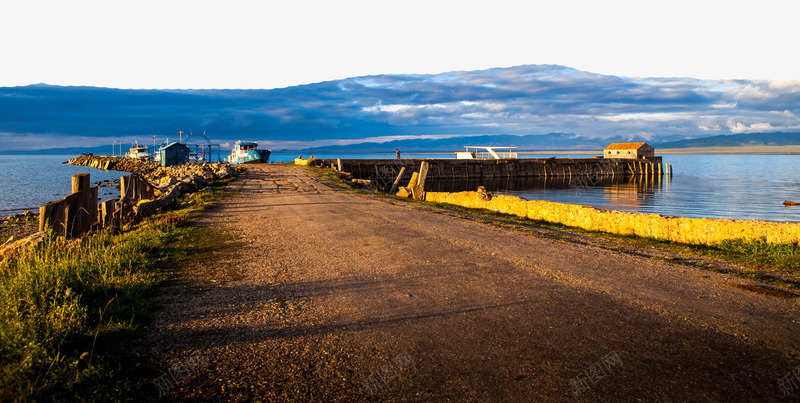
[418,162,429,186]
[89,186,99,230]
[120,175,130,200]
[63,192,81,237]
[414,161,430,200]
[71,173,90,235]
[337,158,342,172]
[39,200,61,233]
[131,173,141,201]
[389,167,406,195]
[101,199,116,229]
[407,171,419,194]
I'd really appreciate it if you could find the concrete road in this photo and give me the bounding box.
[143,164,800,401]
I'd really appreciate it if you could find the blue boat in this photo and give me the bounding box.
[226,140,271,164]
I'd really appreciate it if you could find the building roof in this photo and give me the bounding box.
[604,142,650,151]
[162,142,190,150]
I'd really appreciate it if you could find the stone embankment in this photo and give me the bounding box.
[127,162,242,219]
[425,190,800,245]
[66,155,157,173]
[0,161,242,264]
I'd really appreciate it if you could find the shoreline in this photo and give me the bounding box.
[425,190,800,246]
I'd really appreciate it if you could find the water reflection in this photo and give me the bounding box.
[427,174,666,208]
[491,154,800,223]
[428,175,673,212]
[426,175,637,193]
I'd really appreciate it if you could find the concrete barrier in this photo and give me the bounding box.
[425,191,800,245]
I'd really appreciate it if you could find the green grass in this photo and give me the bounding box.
[0,176,237,401]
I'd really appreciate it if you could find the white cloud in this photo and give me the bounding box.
[597,112,697,122]
[699,124,721,131]
[363,101,506,114]
[727,120,777,133]
[768,80,800,91]
[773,110,799,119]
[727,80,800,101]
[259,133,488,150]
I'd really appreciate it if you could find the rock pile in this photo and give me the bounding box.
[67,155,157,173]
[5,161,243,257]
[122,162,243,221]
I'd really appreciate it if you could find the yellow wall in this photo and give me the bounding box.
[425,191,800,245]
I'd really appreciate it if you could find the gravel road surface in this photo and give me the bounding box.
[142,164,800,401]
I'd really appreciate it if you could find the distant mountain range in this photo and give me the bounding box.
[651,132,800,149]
[4,131,799,155]
[282,131,800,153]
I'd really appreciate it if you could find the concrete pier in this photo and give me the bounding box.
[319,157,665,191]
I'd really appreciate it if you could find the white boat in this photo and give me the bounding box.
[226,140,271,164]
[455,146,518,160]
[127,144,149,160]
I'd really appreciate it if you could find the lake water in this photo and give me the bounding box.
[503,154,800,223]
[0,155,123,217]
[1,154,799,223]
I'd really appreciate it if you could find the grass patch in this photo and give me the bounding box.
[0,176,237,401]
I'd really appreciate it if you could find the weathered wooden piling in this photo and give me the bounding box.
[100,199,116,230]
[389,167,407,195]
[38,173,98,237]
[413,162,430,200]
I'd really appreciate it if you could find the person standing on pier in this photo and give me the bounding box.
[396,149,401,159]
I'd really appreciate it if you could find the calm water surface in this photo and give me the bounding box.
[0,155,122,217]
[2,154,799,222]
[501,154,800,223]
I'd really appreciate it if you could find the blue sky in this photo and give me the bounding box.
[1,65,798,151]
[1,0,798,89]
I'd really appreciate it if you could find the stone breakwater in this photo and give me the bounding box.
[1,162,242,262]
[425,191,800,246]
[66,155,156,172]
[118,162,242,222]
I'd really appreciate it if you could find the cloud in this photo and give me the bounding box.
[0,65,798,151]
[727,120,777,134]
[775,110,799,119]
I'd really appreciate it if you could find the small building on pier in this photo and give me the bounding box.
[603,142,655,159]
[160,142,190,167]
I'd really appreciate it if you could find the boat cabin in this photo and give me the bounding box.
[234,141,258,151]
[456,146,518,160]
[127,144,149,160]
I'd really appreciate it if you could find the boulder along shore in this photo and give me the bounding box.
[1,157,243,260]
[66,155,156,173]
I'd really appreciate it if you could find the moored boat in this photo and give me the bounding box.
[127,143,149,160]
[226,140,271,164]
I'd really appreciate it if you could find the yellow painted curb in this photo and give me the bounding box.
[425,191,800,245]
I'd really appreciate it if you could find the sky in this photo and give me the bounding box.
[2,65,799,151]
[1,1,798,152]
[1,0,798,90]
